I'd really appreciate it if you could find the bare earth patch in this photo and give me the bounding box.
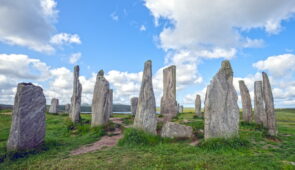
[70,118,124,156]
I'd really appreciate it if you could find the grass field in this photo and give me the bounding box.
[0,109,294,169]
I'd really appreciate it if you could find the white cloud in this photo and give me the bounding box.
[144,0,295,107]
[140,25,146,31]
[41,0,58,17]
[110,12,119,21]
[183,87,207,105]
[0,0,58,53]
[106,70,143,103]
[196,48,237,59]
[0,54,50,80]
[50,33,81,45]
[0,0,81,53]
[253,54,295,78]
[145,0,295,51]
[69,53,82,64]
[0,54,51,104]
[164,50,202,89]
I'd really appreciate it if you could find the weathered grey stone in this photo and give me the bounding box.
[239,80,252,122]
[7,83,46,151]
[204,60,239,140]
[178,105,184,113]
[161,122,193,138]
[254,81,267,127]
[133,60,157,134]
[65,104,70,113]
[70,65,82,123]
[106,89,113,119]
[195,95,201,117]
[262,72,278,136]
[160,65,178,121]
[130,97,138,115]
[49,98,59,114]
[91,70,111,127]
[177,103,180,114]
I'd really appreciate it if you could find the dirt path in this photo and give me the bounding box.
[70,117,124,156]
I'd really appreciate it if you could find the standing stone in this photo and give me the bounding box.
[195,95,201,117]
[239,80,252,122]
[178,105,184,113]
[7,83,46,151]
[177,103,180,114]
[106,89,113,119]
[91,70,111,127]
[262,72,278,136]
[160,65,177,121]
[65,104,71,113]
[254,81,267,127]
[130,97,138,115]
[70,65,82,123]
[133,60,157,134]
[204,60,239,139]
[49,98,59,114]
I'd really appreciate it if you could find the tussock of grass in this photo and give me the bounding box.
[121,115,134,126]
[0,109,11,114]
[118,128,170,147]
[240,121,264,131]
[198,137,250,151]
[156,121,164,134]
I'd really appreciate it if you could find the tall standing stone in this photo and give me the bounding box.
[160,65,177,121]
[262,72,277,136]
[70,65,82,123]
[65,104,71,113]
[254,81,267,127]
[177,103,180,114]
[7,83,46,151]
[239,80,252,122]
[179,105,184,113]
[91,70,111,127]
[133,60,157,134]
[106,89,113,119]
[195,95,201,117]
[49,98,59,114]
[130,97,138,115]
[204,60,239,139]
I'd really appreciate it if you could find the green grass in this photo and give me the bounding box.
[0,113,105,169]
[118,128,170,147]
[0,110,294,169]
[0,109,11,114]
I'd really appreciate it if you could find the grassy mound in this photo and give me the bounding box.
[198,137,250,151]
[118,128,169,146]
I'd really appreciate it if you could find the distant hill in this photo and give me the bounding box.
[0,104,13,110]
[0,104,130,112]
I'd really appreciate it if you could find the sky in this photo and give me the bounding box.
[0,0,295,108]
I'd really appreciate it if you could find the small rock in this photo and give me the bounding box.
[161,122,193,138]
